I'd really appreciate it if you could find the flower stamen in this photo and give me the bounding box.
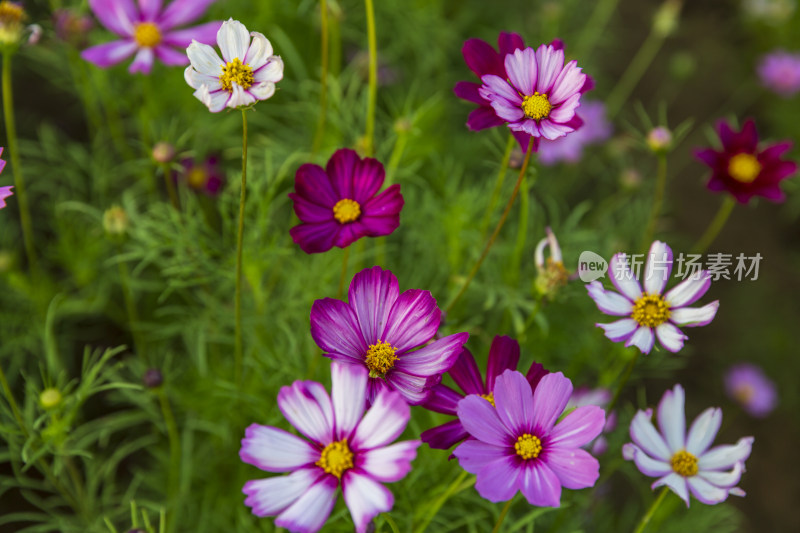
[332,198,361,224]
[365,340,397,377]
[670,450,698,477]
[134,22,161,47]
[220,57,254,92]
[632,293,671,328]
[514,434,543,460]
[316,439,354,479]
[480,392,495,407]
[728,153,762,183]
[521,92,552,120]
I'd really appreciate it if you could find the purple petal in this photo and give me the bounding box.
[138,0,162,21]
[475,455,522,502]
[609,253,643,301]
[652,473,690,506]
[290,193,333,224]
[0,186,13,209]
[488,98,525,122]
[290,221,340,254]
[549,60,585,104]
[497,32,525,55]
[643,241,673,295]
[533,44,564,94]
[293,162,337,207]
[655,323,687,353]
[453,438,507,473]
[359,184,403,235]
[129,47,155,74]
[519,461,562,507]
[348,266,399,345]
[243,467,322,517]
[462,38,503,78]
[81,40,138,68]
[275,475,338,533]
[505,47,537,95]
[597,318,639,342]
[342,471,394,533]
[493,369,535,436]
[538,120,575,140]
[545,447,600,490]
[352,388,409,450]
[382,289,441,353]
[665,271,712,307]
[326,148,359,199]
[351,155,386,205]
[670,301,718,327]
[622,443,672,477]
[626,325,655,354]
[240,424,318,472]
[162,21,222,47]
[457,394,511,447]
[485,336,521,392]
[629,410,671,461]
[88,0,135,36]
[421,419,469,450]
[525,360,549,391]
[467,106,505,130]
[454,80,484,105]
[154,45,189,66]
[657,385,686,452]
[310,298,367,357]
[480,74,523,106]
[358,440,420,482]
[698,437,754,470]
[547,93,580,123]
[586,281,633,316]
[530,372,573,435]
[159,0,217,30]
[698,462,743,489]
[448,348,485,396]
[277,380,334,446]
[548,405,605,448]
[332,362,368,441]
[394,332,468,378]
[685,407,722,457]
[383,371,431,405]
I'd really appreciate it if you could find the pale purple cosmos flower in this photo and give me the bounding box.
[185,19,284,112]
[453,370,605,506]
[724,363,778,418]
[82,0,221,74]
[289,149,403,254]
[310,266,469,405]
[757,50,800,97]
[0,147,12,209]
[623,384,753,506]
[586,240,719,354]
[240,362,420,533]
[478,43,587,141]
[567,387,617,455]
[421,336,549,450]
[538,101,611,165]
[175,155,224,196]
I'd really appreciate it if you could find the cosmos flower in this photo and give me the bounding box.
[175,155,224,196]
[566,387,617,455]
[81,0,221,74]
[453,370,605,506]
[478,43,587,141]
[310,266,469,405]
[240,362,420,533]
[586,240,719,354]
[694,119,798,203]
[53,8,94,48]
[537,101,612,165]
[724,363,778,418]
[185,18,283,112]
[0,1,25,45]
[289,149,403,254]
[0,147,12,209]
[421,335,549,450]
[623,384,753,506]
[757,50,800,97]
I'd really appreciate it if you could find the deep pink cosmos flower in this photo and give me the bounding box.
[240,362,421,533]
[289,149,403,254]
[421,335,548,450]
[587,241,719,354]
[82,0,221,74]
[453,370,605,506]
[175,155,224,196]
[757,50,800,97]
[623,384,753,506]
[310,266,469,405]
[724,363,778,418]
[694,119,798,204]
[0,147,12,209]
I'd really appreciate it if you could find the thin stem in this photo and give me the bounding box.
[491,498,515,533]
[312,0,329,154]
[2,51,37,273]
[161,163,179,209]
[479,134,516,238]
[337,247,350,299]
[158,388,181,531]
[363,0,378,157]
[446,141,534,315]
[607,349,641,413]
[692,196,735,254]
[117,254,145,363]
[641,154,668,251]
[413,469,470,533]
[0,364,24,430]
[575,0,621,61]
[632,487,670,533]
[235,109,248,384]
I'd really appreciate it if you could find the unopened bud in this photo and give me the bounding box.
[0,1,26,45]
[143,368,163,388]
[152,142,175,164]
[646,127,672,153]
[40,387,62,409]
[620,168,642,190]
[103,205,129,236]
[653,0,682,37]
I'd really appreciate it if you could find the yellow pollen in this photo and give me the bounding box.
[521,92,552,120]
[631,293,671,328]
[728,153,762,183]
[0,2,24,23]
[480,392,495,407]
[332,198,361,224]
[133,22,161,48]
[670,450,699,477]
[365,340,397,377]
[220,57,254,92]
[187,168,207,189]
[514,434,543,460]
[734,384,755,404]
[316,439,354,479]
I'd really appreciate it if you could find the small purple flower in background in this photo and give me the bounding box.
[310,266,469,405]
[757,50,800,97]
[725,363,778,418]
[623,384,753,506]
[82,0,221,74]
[695,119,798,204]
[53,8,94,47]
[175,155,224,196]
[538,101,611,165]
[0,147,13,209]
[421,335,549,450]
[453,370,605,506]
[289,149,403,254]
[587,240,719,354]
[185,18,284,112]
[567,387,617,455]
[240,362,421,533]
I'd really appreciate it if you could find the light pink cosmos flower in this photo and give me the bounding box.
[0,147,12,209]
[82,0,221,74]
[240,362,420,533]
[724,363,778,418]
[623,384,753,506]
[757,50,800,98]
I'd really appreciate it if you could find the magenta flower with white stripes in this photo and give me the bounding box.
[586,241,719,354]
[240,362,420,533]
[623,384,753,506]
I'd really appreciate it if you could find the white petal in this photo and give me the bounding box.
[277,381,334,446]
[626,325,655,354]
[184,66,222,91]
[687,476,729,505]
[243,468,322,517]
[359,441,420,482]
[249,82,276,101]
[254,56,285,83]
[698,461,743,489]
[352,388,409,450]
[685,407,722,456]
[332,362,367,440]
[342,471,394,533]
[218,18,250,62]
[670,301,719,327]
[652,472,690,507]
[239,425,318,472]
[187,40,223,76]
[629,410,671,461]
[609,253,643,301]
[194,85,229,113]
[275,476,338,533]
[655,323,687,353]
[227,84,256,109]
[664,271,711,307]
[698,437,754,470]
[657,384,686,452]
[622,443,672,477]
[586,281,633,316]
[597,318,638,341]
[244,31,274,71]
[643,241,673,295]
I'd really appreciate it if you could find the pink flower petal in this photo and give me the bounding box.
[485,336,521,392]
[457,394,511,447]
[476,455,522,502]
[664,271,711,307]
[462,37,504,78]
[629,410,671,461]
[670,301,719,327]
[622,443,672,477]
[452,438,507,473]
[358,440,420,482]
[81,40,138,68]
[382,289,440,353]
[597,318,639,342]
[609,253,643,301]
[393,332,468,377]
[137,0,162,21]
[88,0,136,36]
[534,44,564,94]
[652,472,690,506]
[310,298,367,357]
[154,45,189,66]
[643,241,673,295]
[698,437,754,470]
[162,21,221,47]
[129,47,155,74]
[342,471,394,533]
[332,362,368,441]
[160,0,217,30]
[685,407,722,457]
[687,476,729,505]
[382,371,430,405]
[625,325,655,354]
[277,380,334,446]
[348,266,399,345]
[290,221,340,254]
[657,384,686,452]
[655,323,687,353]
[548,405,605,448]
[519,461,562,507]
[504,47,537,95]
[352,388,409,450]
[447,348,484,396]
[239,424,318,472]
[586,281,633,316]
[243,467,323,517]
[549,60,586,104]
[275,475,339,533]
[493,369,535,435]
[530,372,573,435]
[545,447,600,490]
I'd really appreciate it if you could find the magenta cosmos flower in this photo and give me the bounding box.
[587,240,719,354]
[757,50,800,97]
[310,266,469,405]
[240,362,420,533]
[623,384,753,506]
[82,0,220,74]
[478,43,587,141]
[694,119,798,203]
[421,335,549,450]
[0,147,12,209]
[175,155,224,196]
[289,149,403,254]
[453,370,605,506]
[724,363,778,418]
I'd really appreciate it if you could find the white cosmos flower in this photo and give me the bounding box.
[185,18,283,112]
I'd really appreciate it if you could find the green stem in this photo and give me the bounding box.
[117,253,145,363]
[312,0,329,154]
[158,388,181,532]
[632,487,670,533]
[337,246,350,299]
[161,163,179,209]
[511,166,532,282]
[691,196,735,254]
[575,0,621,61]
[384,127,409,187]
[641,154,668,251]
[607,349,641,413]
[413,469,470,533]
[0,364,24,431]
[2,51,37,273]
[364,0,377,156]
[479,134,515,238]
[235,109,248,384]
[491,498,515,533]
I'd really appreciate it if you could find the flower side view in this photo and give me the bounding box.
[757,50,800,98]
[623,384,753,506]
[587,240,719,354]
[82,0,221,74]
[289,149,403,254]
[724,363,778,418]
[453,370,605,506]
[0,147,12,209]
[694,119,798,203]
[310,266,469,405]
[175,155,225,196]
[185,18,283,112]
[421,335,549,450]
[240,362,421,533]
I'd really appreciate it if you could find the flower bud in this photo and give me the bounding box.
[40,387,62,409]
[653,0,682,37]
[152,142,175,164]
[646,127,672,153]
[534,228,569,298]
[103,205,129,237]
[0,1,25,46]
[143,368,163,388]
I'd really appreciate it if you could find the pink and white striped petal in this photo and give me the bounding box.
[275,475,339,533]
[332,362,368,440]
[277,381,334,446]
[352,388,410,450]
[240,425,319,472]
[586,281,633,315]
[358,440,420,482]
[657,384,686,452]
[243,467,323,517]
[342,471,395,533]
[685,407,722,457]
[670,301,719,327]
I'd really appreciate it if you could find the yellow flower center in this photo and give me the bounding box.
[670,450,699,477]
[365,340,397,377]
[0,1,24,23]
[631,293,671,328]
[134,22,161,48]
[480,392,495,407]
[332,198,361,224]
[187,168,207,189]
[728,153,761,184]
[733,384,755,404]
[220,58,254,92]
[316,439,354,479]
[514,434,542,460]
[521,92,552,120]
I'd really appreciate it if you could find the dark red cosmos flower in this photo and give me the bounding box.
[694,119,797,204]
